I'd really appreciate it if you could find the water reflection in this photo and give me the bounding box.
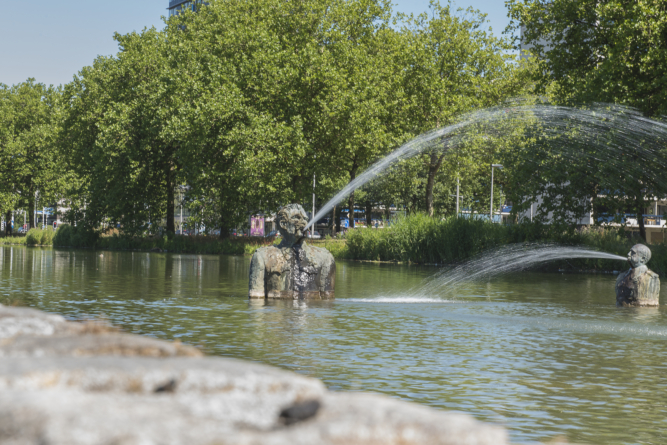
[2,246,667,444]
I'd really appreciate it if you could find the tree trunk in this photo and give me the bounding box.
[332,205,338,236]
[366,201,372,227]
[348,167,357,229]
[637,195,647,242]
[28,196,35,229]
[334,205,341,234]
[166,165,175,235]
[5,210,12,236]
[425,153,444,217]
[219,215,231,239]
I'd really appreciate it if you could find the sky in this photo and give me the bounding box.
[0,0,514,88]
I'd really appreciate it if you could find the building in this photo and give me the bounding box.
[168,1,197,17]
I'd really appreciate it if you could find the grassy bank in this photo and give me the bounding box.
[8,218,667,275]
[49,225,276,255]
[0,236,26,246]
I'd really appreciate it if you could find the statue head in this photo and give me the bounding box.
[276,204,309,246]
[628,244,651,268]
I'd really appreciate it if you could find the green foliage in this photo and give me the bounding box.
[343,213,667,274]
[95,235,272,256]
[26,227,55,246]
[0,236,26,246]
[0,79,68,229]
[52,224,99,248]
[310,239,350,259]
[346,213,511,263]
[392,1,533,216]
[507,0,667,117]
[61,28,178,234]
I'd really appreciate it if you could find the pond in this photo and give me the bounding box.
[2,246,667,444]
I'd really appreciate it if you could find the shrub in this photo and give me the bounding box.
[40,228,55,245]
[53,224,99,248]
[26,228,43,245]
[342,213,667,273]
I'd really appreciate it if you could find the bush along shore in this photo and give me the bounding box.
[4,216,665,275]
[343,214,666,275]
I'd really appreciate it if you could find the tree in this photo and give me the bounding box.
[398,0,530,216]
[166,0,405,233]
[507,0,667,117]
[62,28,182,235]
[0,80,65,234]
[506,2,667,240]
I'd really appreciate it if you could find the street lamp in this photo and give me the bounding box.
[490,164,503,223]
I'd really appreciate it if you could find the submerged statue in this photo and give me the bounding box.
[249,204,335,300]
[615,244,660,307]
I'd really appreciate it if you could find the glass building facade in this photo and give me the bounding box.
[168,0,197,16]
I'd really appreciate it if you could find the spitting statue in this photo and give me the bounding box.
[249,204,335,300]
[615,244,660,307]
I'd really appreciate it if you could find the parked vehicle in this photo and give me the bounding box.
[307,231,322,239]
[265,230,280,238]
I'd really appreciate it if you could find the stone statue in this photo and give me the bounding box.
[615,244,660,307]
[249,204,335,300]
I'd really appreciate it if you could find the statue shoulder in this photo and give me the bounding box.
[252,245,281,261]
[616,269,630,283]
[647,270,660,279]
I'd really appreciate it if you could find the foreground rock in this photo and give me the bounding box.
[0,304,507,445]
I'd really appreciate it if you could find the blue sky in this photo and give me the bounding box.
[0,0,513,88]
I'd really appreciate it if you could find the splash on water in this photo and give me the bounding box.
[344,297,462,304]
[306,102,667,230]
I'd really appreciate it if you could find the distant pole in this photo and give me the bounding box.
[456,177,460,218]
[311,173,316,237]
[490,164,503,223]
[530,203,533,222]
[180,189,183,234]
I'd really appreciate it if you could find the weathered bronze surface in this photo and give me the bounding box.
[615,244,660,307]
[249,204,335,300]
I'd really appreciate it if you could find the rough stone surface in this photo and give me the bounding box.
[615,244,661,306]
[0,333,202,358]
[249,204,335,300]
[0,306,78,339]
[0,304,509,444]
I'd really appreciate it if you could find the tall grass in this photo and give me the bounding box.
[346,214,513,263]
[26,227,56,246]
[0,236,26,246]
[344,213,667,274]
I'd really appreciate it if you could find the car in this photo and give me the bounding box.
[265,230,281,238]
[306,231,322,239]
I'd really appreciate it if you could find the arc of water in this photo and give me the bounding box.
[305,102,667,230]
[412,244,626,298]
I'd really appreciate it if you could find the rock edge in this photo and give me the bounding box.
[0,304,508,445]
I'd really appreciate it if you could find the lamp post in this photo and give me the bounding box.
[490,164,503,223]
[311,173,316,238]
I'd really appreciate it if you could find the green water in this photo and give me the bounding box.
[2,246,667,444]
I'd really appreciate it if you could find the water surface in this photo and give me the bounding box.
[2,246,667,444]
